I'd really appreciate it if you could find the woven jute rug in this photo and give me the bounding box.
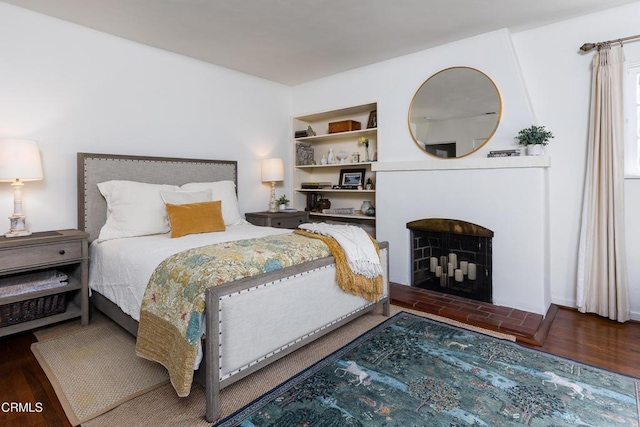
[31,319,170,426]
[57,305,510,427]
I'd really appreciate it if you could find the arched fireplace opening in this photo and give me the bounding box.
[407,218,493,303]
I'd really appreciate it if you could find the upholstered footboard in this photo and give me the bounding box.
[201,244,389,422]
[79,152,391,423]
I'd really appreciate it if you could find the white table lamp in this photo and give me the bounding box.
[0,139,43,237]
[261,158,284,213]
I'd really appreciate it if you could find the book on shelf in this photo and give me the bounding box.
[487,149,522,158]
[301,182,332,189]
[321,208,354,214]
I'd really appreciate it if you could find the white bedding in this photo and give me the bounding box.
[88,222,291,321]
[89,221,387,374]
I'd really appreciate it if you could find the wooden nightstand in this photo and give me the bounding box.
[245,211,309,229]
[0,229,89,337]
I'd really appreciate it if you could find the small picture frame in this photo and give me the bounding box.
[367,110,377,129]
[339,168,366,189]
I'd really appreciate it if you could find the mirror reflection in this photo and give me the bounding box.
[408,67,501,158]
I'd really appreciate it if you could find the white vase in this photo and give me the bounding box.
[360,200,373,213]
[526,144,543,156]
[327,148,335,164]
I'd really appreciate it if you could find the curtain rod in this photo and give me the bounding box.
[579,34,640,52]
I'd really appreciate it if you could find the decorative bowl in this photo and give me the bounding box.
[336,150,348,164]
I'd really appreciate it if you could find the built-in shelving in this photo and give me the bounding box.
[295,128,377,144]
[291,102,378,236]
[296,189,375,194]
[296,161,375,169]
[309,212,375,221]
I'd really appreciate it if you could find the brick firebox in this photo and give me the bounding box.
[407,218,493,303]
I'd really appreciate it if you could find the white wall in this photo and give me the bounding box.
[293,3,640,316]
[376,165,549,314]
[293,30,553,314]
[4,1,638,316]
[511,1,640,317]
[0,3,291,232]
[292,30,534,160]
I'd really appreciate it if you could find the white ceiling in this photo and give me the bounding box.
[4,0,637,85]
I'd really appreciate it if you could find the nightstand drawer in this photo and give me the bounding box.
[270,216,307,229]
[245,211,309,229]
[2,241,82,271]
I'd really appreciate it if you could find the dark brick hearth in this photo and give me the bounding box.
[390,283,552,346]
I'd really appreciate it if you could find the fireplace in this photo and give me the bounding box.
[407,218,493,303]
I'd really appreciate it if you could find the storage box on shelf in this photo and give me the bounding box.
[292,103,378,236]
[328,120,361,134]
[0,229,89,337]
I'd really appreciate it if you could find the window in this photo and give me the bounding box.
[625,63,640,177]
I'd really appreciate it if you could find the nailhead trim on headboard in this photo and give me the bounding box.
[77,153,238,242]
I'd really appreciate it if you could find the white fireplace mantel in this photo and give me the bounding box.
[374,154,551,315]
[372,155,550,172]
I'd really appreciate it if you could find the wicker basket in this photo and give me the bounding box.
[0,293,66,327]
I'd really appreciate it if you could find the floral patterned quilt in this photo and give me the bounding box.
[134,233,331,397]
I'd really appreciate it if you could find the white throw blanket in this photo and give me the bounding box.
[298,223,382,278]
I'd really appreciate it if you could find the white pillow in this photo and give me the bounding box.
[180,180,243,225]
[160,189,213,205]
[97,180,179,241]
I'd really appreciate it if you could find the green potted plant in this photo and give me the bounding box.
[515,125,554,156]
[277,195,290,211]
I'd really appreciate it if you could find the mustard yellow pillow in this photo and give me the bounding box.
[165,201,226,238]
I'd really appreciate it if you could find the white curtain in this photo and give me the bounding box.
[577,45,629,322]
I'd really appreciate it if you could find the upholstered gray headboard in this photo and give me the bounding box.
[77,153,238,242]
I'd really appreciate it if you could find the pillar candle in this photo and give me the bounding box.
[449,253,457,269]
[448,262,454,277]
[430,257,438,272]
[435,266,442,278]
[440,256,448,271]
[460,261,468,275]
[468,263,477,280]
[455,269,463,282]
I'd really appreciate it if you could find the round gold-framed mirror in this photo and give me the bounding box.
[408,67,502,158]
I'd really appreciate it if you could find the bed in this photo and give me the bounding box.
[77,152,390,422]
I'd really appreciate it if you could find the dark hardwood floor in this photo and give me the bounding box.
[2,284,640,426]
[534,307,640,378]
[0,332,71,427]
[390,283,640,378]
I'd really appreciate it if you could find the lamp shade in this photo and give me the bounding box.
[261,158,284,182]
[0,139,43,182]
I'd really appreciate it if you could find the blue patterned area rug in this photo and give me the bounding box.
[214,312,640,426]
